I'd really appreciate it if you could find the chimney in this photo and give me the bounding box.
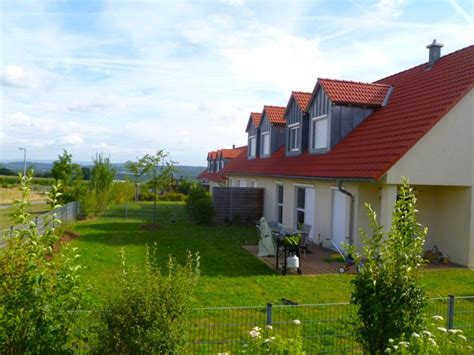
[426,39,443,66]
[232,144,236,149]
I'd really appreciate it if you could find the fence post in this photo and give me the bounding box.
[10,225,13,238]
[266,303,273,326]
[447,295,455,329]
[65,203,68,223]
[125,202,128,219]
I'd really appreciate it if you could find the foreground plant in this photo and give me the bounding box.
[240,320,304,354]
[385,315,472,354]
[96,244,200,354]
[348,178,428,354]
[0,173,83,353]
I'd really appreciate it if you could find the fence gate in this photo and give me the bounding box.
[212,187,264,224]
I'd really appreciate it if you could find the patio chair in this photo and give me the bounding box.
[295,223,311,258]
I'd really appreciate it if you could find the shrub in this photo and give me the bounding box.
[0,174,83,353]
[159,192,186,202]
[176,179,196,195]
[110,181,135,204]
[348,178,427,354]
[186,185,213,224]
[95,245,200,354]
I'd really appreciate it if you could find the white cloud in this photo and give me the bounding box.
[68,95,126,113]
[1,65,39,88]
[56,135,84,146]
[3,112,32,126]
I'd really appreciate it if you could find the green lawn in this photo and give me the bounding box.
[69,202,474,308]
[0,202,50,230]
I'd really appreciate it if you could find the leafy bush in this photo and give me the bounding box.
[110,181,135,204]
[240,321,304,354]
[186,185,213,224]
[0,174,83,353]
[385,315,472,354]
[159,192,186,202]
[176,179,196,195]
[95,245,200,354]
[348,178,427,354]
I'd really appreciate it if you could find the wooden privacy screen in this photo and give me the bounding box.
[212,187,264,224]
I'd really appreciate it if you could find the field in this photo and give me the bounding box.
[69,202,474,308]
[0,201,50,230]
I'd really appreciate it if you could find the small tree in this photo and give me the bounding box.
[0,173,83,353]
[125,160,148,202]
[89,153,116,214]
[51,149,83,204]
[139,151,176,224]
[349,178,427,354]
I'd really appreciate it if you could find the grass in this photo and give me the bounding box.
[0,201,51,230]
[69,202,474,308]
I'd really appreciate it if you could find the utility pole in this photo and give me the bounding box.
[18,147,26,176]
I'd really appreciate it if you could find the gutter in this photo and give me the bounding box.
[220,171,375,183]
[337,180,355,245]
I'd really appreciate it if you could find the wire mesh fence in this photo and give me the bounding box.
[185,296,474,354]
[103,201,190,224]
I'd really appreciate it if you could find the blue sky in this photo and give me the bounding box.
[1,0,472,165]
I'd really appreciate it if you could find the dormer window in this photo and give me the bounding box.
[220,160,224,170]
[261,132,270,156]
[311,114,330,150]
[288,123,300,152]
[208,161,211,172]
[248,135,257,158]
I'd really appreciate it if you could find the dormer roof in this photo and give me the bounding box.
[220,146,246,159]
[291,91,312,112]
[308,78,391,109]
[262,105,286,126]
[246,112,262,132]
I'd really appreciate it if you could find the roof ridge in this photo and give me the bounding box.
[264,105,287,109]
[375,44,474,83]
[319,77,390,87]
[292,91,311,94]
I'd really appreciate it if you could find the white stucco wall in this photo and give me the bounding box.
[385,89,473,186]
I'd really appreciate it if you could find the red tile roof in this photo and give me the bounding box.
[220,146,246,159]
[209,151,218,160]
[197,170,227,183]
[263,105,286,126]
[316,78,391,108]
[222,45,474,180]
[292,91,312,111]
[250,112,262,128]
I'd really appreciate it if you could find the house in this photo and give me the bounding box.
[197,146,245,192]
[221,42,474,267]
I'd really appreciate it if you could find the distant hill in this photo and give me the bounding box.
[0,161,206,180]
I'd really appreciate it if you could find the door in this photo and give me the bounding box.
[331,190,349,248]
[304,188,315,241]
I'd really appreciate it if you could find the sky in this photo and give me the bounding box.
[0,0,472,166]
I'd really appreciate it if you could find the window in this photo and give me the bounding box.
[208,161,211,172]
[221,160,224,170]
[277,184,284,224]
[288,124,300,151]
[238,179,247,187]
[295,187,305,224]
[251,180,257,188]
[261,132,270,156]
[311,115,329,150]
[248,136,257,158]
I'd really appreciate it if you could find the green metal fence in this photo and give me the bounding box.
[185,296,474,354]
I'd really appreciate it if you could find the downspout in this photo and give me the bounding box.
[337,180,355,245]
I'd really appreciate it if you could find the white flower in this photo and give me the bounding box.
[393,345,398,350]
[292,319,301,325]
[217,353,229,355]
[253,326,261,331]
[388,338,394,344]
[448,329,463,334]
[242,344,248,348]
[249,330,260,338]
[428,338,438,347]
[384,349,392,353]
[432,315,444,321]
[265,325,273,330]
[458,334,467,341]
[437,327,447,333]
[399,341,409,348]
[412,332,420,338]
[422,330,432,337]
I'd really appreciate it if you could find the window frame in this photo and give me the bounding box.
[238,179,247,188]
[248,135,257,158]
[288,122,300,152]
[311,114,330,151]
[295,187,306,225]
[251,180,257,188]
[276,183,284,225]
[261,131,270,156]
